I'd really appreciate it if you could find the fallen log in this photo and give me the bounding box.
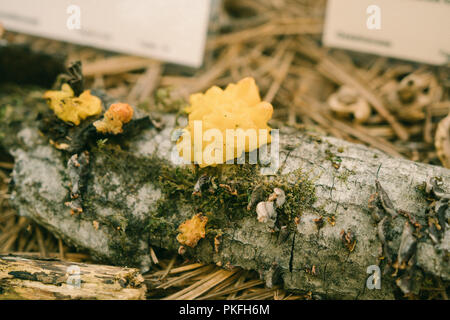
[0,254,146,299]
[0,51,449,299]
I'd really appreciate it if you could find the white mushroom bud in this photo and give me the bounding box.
[178,245,186,255]
[256,201,276,223]
[268,188,286,208]
[382,72,436,121]
[328,86,371,123]
[398,73,431,103]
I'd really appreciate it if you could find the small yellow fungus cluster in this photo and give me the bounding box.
[94,103,134,135]
[43,84,102,125]
[177,77,273,167]
[176,213,208,248]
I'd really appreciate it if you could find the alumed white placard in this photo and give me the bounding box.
[323,0,450,65]
[0,0,211,67]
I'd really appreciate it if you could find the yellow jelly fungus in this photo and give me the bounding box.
[177,77,273,167]
[43,84,102,125]
[176,213,208,248]
[94,103,134,135]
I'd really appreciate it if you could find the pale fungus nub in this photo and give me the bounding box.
[381,72,436,121]
[328,86,371,124]
[256,187,285,224]
[178,245,186,255]
[398,73,430,103]
[256,201,276,223]
[272,188,286,208]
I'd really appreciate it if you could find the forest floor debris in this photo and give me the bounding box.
[0,0,449,299]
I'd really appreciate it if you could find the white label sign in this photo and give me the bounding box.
[323,0,450,65]
[0,0,211,67]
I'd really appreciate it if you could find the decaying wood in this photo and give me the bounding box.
[0,254,146,299]
[1,85,449,300]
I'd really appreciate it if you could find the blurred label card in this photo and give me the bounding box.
[0,0,210,67]
[323,0,450,65]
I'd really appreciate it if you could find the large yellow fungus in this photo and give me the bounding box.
[43,84,102,125]
[177,77,273,167]
[176,213,208,248]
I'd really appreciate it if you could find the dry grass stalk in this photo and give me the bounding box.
[83,56,157,76]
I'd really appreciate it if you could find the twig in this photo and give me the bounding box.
[0,162,13,169]
[58,238,64,260]
[34,225,48,258]
[83,56,157,77]
[160,254,177,280]
[127,62,162,104]
[264,50,295,103]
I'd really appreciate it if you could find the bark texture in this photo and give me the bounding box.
[0,254,146,299]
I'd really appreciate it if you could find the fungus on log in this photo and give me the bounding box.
[1,87,449,299]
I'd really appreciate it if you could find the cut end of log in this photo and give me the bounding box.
[0,255,147,300]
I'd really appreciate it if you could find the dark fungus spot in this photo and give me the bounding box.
[119,279,127,288]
